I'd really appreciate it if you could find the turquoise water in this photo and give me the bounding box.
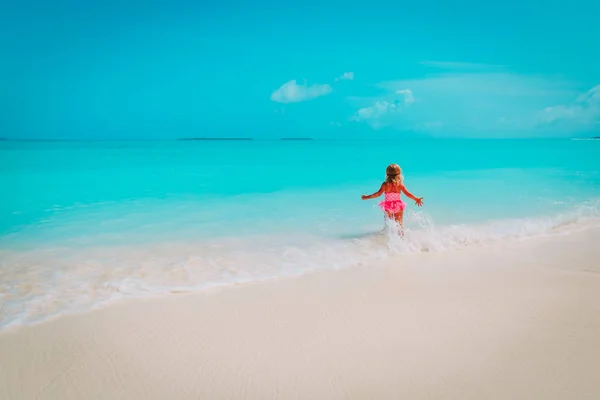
[1,139,600,328]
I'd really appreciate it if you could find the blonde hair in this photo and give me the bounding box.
[385,164,404,185]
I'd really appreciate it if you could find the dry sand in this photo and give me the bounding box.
[1,227,600,399]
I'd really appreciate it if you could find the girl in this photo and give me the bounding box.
[361,164,423,228]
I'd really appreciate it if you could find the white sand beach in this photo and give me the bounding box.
[1,226,600,399]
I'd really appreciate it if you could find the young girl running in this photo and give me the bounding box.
[361,164,423,228]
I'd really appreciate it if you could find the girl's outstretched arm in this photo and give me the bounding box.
[401,184,424,206]
[361,184,384,200]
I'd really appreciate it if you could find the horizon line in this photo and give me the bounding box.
[0,137,598,142]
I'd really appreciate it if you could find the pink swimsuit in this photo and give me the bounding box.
[379,191,406,214]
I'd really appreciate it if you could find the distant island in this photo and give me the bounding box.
[179,138,253,141]
[281,138,314,141]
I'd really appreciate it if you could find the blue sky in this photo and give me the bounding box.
[1,0,599,139]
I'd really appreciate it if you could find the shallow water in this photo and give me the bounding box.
[1,139,600,328]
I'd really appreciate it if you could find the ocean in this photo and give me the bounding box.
[1,139,599,329]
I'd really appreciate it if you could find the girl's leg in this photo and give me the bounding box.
[393,210,404,236]
[393,209,404,226]
[383,211,397,234]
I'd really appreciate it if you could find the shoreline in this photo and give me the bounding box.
[1,227,600,399]
[2,216,599,332]
[1,217,599,332]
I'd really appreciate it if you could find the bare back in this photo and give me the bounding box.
[382,182,403,194]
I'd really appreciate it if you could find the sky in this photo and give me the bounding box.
[1,0,599,140]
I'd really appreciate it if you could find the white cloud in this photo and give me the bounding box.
[577,84,600,104]
[396,89,414,104]
[351,89,414,128]
[537,105,581,124]
[353,101,397,121]
[535,85,600,130]
[335,72,354,81]
[270,80,333,104]
[352,73,591,137]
